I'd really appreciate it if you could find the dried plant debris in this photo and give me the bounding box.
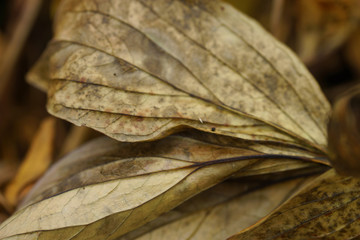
[1,0,359,239]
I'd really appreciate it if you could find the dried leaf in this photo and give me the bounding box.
[346,27,360,74]
[296,0,360,63]
[0,136,326,240]
[27,0,330,153]
[4,117,55,207]
[59,125,98,157]
[18,0,338,239]
[0,162,17,189]
[229,169,360,240]
[121,180,262,240]
[328,85,360,177]
[0,0,42,98]
[0,194,11,224]
[125,177,315,240]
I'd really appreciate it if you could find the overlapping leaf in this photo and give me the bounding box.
[230,169,360,239]
[328,86,360,177]
[0,136,326,240]
[123,177,315,240]
[14,0,346,239]
[27,0,330,153]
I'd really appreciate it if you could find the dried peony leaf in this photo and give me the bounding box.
[229,169,360,239]
[123,177,315,240]
[0,136,327,240]
[328,86,360,177]
[5,117,56,207]
[27,0,330,154]
[16,0,341,239]
[295,0,360,63]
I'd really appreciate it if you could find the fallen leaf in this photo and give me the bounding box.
[0,0,43,99]
[4,117,55,207]
[0,136,327,240]
[27,0,330,154]
[59,125,98,157]
[18,0,341,239]
[0,32,4,57]
[328,85,360,177]
[0,194,11,224]
[121,180,263,240]
[229,169,360,240]
[125,177,316,240]
[346,27,360,75]
[0,162,17,189]
[295,0,360,63]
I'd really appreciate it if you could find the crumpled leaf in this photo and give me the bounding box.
[27,0,330,153]
[229,169,360,240]
[0,136,327,240]
[124,177,315,240]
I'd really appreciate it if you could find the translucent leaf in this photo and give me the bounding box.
[0,136,326,240]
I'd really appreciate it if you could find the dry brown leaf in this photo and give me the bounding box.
[124,177,315,240]
[59,125,97,157]
[0,136,327,240]
[0,0,43,98]
[328,85,360,177]
[14,0,342,239]
[0,194,11,224]
[27,0,330,153]
[346,27,360,74]
[0,162,17,189]
[229,169,360,240]
[0,32,4,57]
[296,0,360,63]
[4,117,55,207]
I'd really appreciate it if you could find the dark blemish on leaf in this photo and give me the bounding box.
[115,59,137,74]
[182,147,192,160]
[143,57,163,76]
[102,16,109,24]
[220,6,224,11]
[163,106,178,117]
[315,222,325,231]
[211,127,216,132]
[264,73,278,94]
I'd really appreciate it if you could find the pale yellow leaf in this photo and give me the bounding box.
[127,177,315,240]
[4,117,55,207]
[0,136,327,240]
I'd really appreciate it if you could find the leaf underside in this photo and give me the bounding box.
[27,0,330,153]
